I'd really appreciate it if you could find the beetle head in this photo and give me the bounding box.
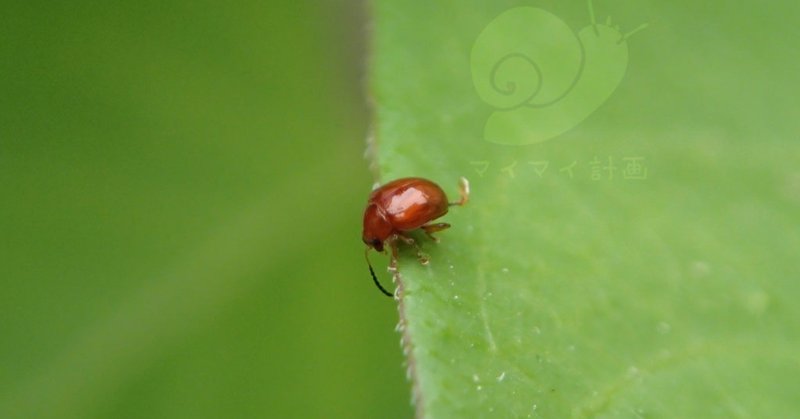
[362,203,392,252]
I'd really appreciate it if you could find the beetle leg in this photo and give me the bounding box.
[397,233,430,265]
[420,223,450,242]
[449,176,470,206]
[387,236,400,273]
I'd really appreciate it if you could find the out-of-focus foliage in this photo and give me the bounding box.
[0,1,412,418]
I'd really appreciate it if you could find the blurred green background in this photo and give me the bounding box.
[1,0,413,417]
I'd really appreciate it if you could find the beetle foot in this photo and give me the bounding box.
[418,254,430,265]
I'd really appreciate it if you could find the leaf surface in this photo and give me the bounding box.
[370,1,800,417]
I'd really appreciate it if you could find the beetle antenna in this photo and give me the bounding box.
[365,248,394,298]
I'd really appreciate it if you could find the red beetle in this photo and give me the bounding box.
[363,177,469,297]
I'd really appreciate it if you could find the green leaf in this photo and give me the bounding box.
[370,0,800,417]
